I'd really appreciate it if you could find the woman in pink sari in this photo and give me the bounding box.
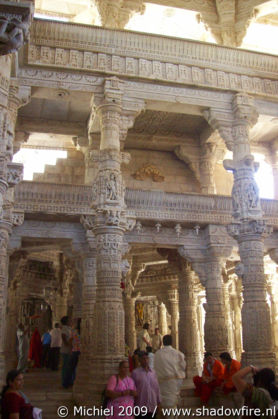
[106,360,137,419]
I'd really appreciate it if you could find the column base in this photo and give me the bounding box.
[186,354,202,378]
[241,351,277,370]
[74,355,124,406]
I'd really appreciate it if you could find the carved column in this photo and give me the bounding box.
[124,292,136,353]
[158,301,168,336]
[205,94,275,368]
[197,260,229,354]
[75,78,138,405]
[178,261,201,377]
[167,288,179,349]
[230,281,243,361]
[229,222,274,367]
[74,241,97,396]
[270,140,278,200]
[179,226,232,356]
[199,141,217,194]
[0,220,12,383]
[223,281,235,357]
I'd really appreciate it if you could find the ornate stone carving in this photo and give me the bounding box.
[95,0,145,29]
[11,211,24,227]
[6,162,23,187]
[0,2,33,56]
[27,20,278,99]
[132,165,164,182]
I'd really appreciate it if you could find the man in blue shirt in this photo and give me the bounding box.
[41,329,51,368]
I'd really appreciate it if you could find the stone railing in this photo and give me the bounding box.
[25,19,278,99]
[14,181,278,226]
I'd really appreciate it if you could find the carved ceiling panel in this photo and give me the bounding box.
[131,110,208,139]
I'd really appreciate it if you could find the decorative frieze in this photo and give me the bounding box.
[26,20,278,99]
[13,181,278,226]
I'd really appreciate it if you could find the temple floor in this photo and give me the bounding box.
[22,371,238,418]
[23,369,73,419]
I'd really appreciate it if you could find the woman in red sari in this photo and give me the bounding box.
[1,369,33,419]
[28,328,42,368]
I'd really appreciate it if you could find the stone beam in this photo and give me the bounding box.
[17,117,86,136]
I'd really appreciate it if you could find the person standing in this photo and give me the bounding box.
[49,323,62,371]
[60,316,72,388]
[146,346,154,369]
[41,329,51,368]
[154,335,186,409]
[106,360,137,419]
[28,328,42,368]
[68,318,81,386]
[138,323,151,352]
[132,351,161,419]
[16,323,29,373]
[152,328,162,352]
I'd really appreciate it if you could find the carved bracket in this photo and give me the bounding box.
[0,2,33,56]
[7,162,23,187]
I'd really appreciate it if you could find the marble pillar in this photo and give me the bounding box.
[124,294,136,353]
[226,94,275,368]
[158,302,168,336]
[167,288,179,349]
[178,262,201,377]
[74,247,96,397]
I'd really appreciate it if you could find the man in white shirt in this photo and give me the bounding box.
[138,322,151,351]
[154,334,186,408]
[16,323,29,372]
[49,322,62,370]
[152,328,162,352]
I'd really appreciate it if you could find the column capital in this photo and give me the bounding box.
[232,93,258,128]
[95,0,145,29]
[8,84,31,115]
[167,288,178,302]
[228,220,273,243]
[203,108,234,151]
